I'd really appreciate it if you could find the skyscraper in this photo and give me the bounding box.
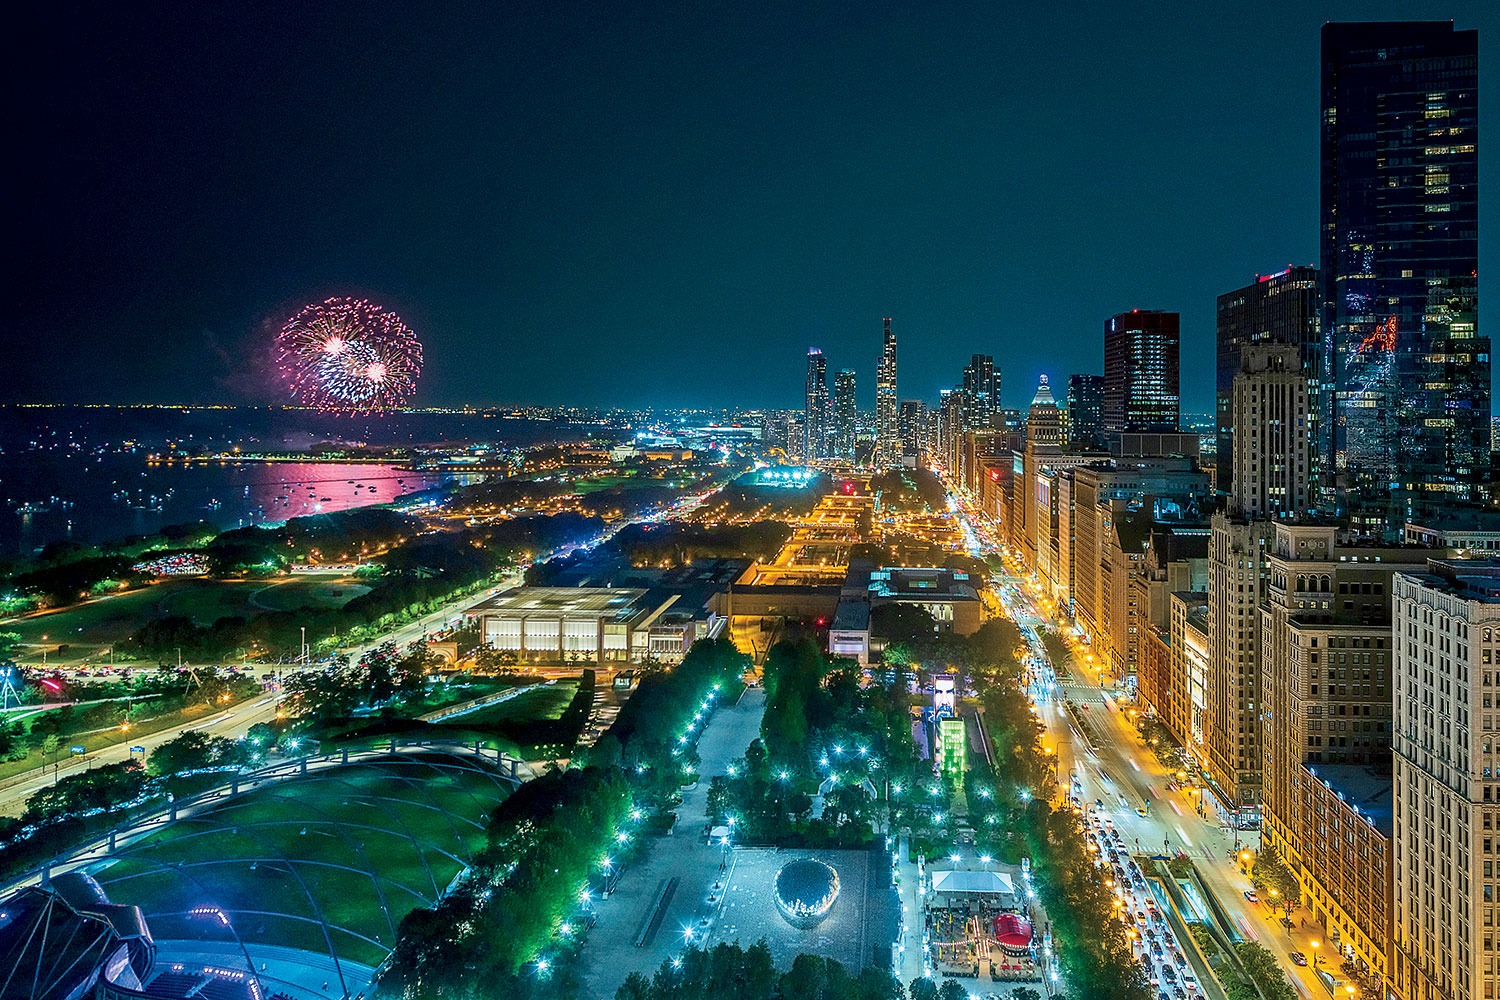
[875,318,899,467]
[1230,345,1311,518]
[1392,560,1500,1000]
[1215,267,1322,495]
[832,369,857,460]
[1065,374,1104,450]
[804,348,829,462]
[1102,309,1180,443]
[1322,21,1486,502]
[960,354,1000,431]
[899,399,928,457]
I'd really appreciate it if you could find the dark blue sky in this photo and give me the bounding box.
[6,2,1496,411]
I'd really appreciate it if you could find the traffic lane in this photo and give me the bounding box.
[0,694,281,817]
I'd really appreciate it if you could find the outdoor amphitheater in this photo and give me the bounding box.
[0,748,520,1000]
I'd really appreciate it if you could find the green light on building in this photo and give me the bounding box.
[939,717,967,777]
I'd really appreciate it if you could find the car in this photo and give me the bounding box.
[1289,952,1308,967]
[1136,806,1150,817]
[1243,890,1259,903]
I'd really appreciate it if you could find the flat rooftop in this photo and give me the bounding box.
[1306,763,1393,837]
[868,567,979,602]
[467,586,651,621]
[1406,560,1500,603]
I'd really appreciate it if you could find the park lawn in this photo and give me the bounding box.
[411,676,531,715]
[94,753,510,970]
[449,680,579,726]
[322,681,582,760]
[5,577,367,667]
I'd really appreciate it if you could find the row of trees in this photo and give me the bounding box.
[589,637,748,805]
[949,623,1152,999]
[722,638,913,846]
[126,511,606,661]
[379,637,748,996]
[618,944,1054,1000]
[382,765,633,997]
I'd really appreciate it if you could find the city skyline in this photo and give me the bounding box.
[7,3,1495,411]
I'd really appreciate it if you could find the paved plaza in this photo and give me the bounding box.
[580,686,768,997]
[710,846,898,972]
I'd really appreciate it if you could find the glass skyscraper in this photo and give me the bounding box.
[1103,309,1180,443]
[1322,21,1486,502]
[804,348,829,461]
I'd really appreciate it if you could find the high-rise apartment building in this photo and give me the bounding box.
[1069,460,1211,674]
[875,318,899,467]
[1065,374,1104,451]
[1259,523,1440,992]
[899,399,927,459]
[1205,512,1273,826]
[1103,310,1180,444]
[804,348,829,462]
[832,369,857,460]
[1323,21,1487,502]
[1230,345,1312,518]
[1216,267,1323,495]
[961,354,1000,431]
[1391,559,1500,1000]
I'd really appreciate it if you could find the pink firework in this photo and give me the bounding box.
[275,297,423,412]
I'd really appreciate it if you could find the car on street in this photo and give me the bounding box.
[1289,952,1308,966]
[1243,890,1258,903]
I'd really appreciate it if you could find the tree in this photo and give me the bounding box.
[706,775,731,823]
[908,978,937,1000]
[870,604,938,645]
[148,730,246,777]
[1012,989,1042,1000]
[936,980,968,1000]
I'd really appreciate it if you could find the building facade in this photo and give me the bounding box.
[1391,560,1500,1000]
[832,369,857,460]
[876,317,899,467]
[1322,21,1487,503]
[1215,267,1323,497]
[805,348,829,462]
[1103,309,1181,444]
[1066,373,1104,451]
[1205,513,1274,824]
[1258,522,1437,990]
[1230,344,1312,518]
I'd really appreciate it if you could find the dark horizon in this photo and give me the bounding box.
[6,2,1496,412]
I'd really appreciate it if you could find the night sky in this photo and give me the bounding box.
[6,2,1497,412]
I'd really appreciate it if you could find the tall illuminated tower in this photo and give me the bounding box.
[875,317,899,466]
[1323,21,1485,504]
[804,348,829,462]
[1102,309,1180,444]
[832,369,857,460]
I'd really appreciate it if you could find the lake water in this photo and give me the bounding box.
[0,453,464,556]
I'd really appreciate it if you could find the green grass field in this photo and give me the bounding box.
[94,752,510,969]
[323,680,582,759]
[449,680,578,726]
[4,576,369,666]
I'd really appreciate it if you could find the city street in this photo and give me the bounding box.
[939,479,1338,998]
[0,691,283,817]
[998,565,1332,1000]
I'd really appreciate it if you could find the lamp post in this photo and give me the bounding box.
[1310,940,1320,971]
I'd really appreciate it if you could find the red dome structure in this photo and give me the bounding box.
[991,912,1034,950]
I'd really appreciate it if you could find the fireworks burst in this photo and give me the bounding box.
[276,297,423,412]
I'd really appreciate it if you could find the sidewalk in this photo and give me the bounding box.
[579,687,767,996]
